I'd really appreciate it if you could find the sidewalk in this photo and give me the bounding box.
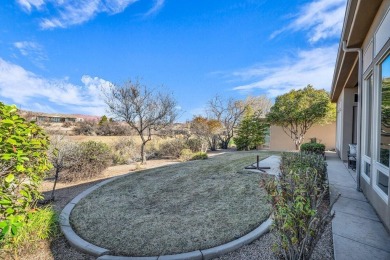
[327,152,390,260]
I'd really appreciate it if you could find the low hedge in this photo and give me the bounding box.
[300,142,325,155]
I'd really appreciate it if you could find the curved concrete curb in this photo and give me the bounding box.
[60,177,121,257]
[61,176,273,260]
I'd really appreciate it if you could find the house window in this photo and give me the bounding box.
[377,170,389,195]
[364,75,373,157]
[364,162,371,178]
[377,54,390,198]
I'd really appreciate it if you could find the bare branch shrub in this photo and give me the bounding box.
[110,137,138,165]
[157,138,188,159]
[59,141,111,182]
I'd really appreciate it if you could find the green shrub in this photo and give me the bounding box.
[300,142,325,155]
[191,152,208,160]
[179,149,193,161]
[0,102,52,243]
[264,152,333,260]
[60,141,111,182]
[0,206,58,257]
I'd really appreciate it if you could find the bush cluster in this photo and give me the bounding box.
[157,138,208,159]
[59,141,112,182]
[158,139,188,158]
[300,142,325,156]
[264,152,334,260]
[73,121,132,136]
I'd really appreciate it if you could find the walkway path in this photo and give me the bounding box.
[327,152,390,260]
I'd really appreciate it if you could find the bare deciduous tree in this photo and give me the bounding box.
[244,95,273,118]
[47,135,77,201]
[103,79,178,164]
[208,96,246,149]
[190,116,222,151]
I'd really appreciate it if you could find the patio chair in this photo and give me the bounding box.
[348,144,357,170]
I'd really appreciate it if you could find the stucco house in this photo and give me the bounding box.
[331,0,390,230]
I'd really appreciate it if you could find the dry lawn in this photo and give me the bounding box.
[70,151,273,257]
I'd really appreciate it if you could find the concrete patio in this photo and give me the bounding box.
[327,152,390,260]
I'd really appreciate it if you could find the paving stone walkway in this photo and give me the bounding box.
[327,152,390,260]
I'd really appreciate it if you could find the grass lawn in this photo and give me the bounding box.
[70,151,274,256]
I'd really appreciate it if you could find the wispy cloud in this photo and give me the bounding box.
[231,45,338,97]
[13,41,48,69]
[0,58,111,115]
[16,0,45,12]
[16,0,140,29]
[271,0,346,43]
[144,0,165,17]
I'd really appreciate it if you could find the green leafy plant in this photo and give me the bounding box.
[0,102,52,242]
[0,206,58,257]
[263,152,335,260]
[300,142,326,156]
[179,149,194,161]
[191,152,208,160]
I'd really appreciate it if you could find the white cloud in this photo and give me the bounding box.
[232,45,338,97]
[16,0,45,12]
[15,0,161,29]
[271,0,346,43]
[0,58,111,115]
[144,0,164,17]
[13,41,48,69]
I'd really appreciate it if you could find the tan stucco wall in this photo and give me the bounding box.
[269,122,336,151]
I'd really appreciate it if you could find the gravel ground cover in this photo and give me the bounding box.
[70,151,274,256]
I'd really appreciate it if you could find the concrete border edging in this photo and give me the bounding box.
[200,217,272,260]
[61,175,273,260]
[60,177,121,257]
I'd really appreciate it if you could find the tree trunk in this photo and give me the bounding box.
[141,142,147,164]
[221,139,229,149]
[50,168,60,201]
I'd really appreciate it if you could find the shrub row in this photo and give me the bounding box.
[52,137,209,182]
[73,121,132,136]
[264,152,333,260]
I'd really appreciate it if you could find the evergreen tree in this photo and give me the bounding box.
[234,110,268,151]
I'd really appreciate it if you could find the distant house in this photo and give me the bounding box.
[331,0,390,230]
[19,110,84,123]
[35,114,82,123]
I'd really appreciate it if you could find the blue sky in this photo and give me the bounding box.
[0,0,346,121]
